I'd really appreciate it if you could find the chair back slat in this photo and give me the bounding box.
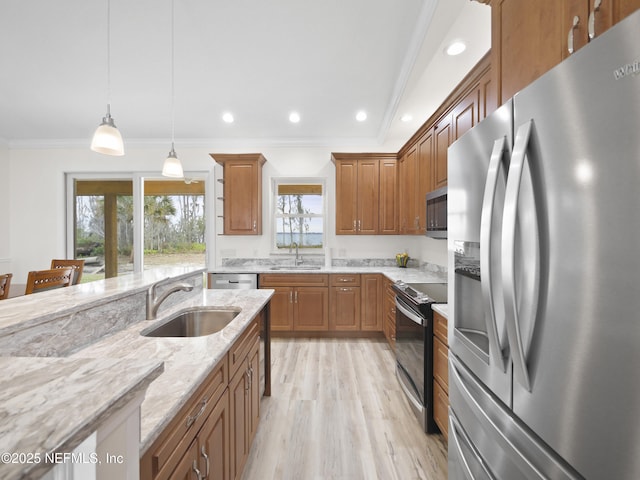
[51,259,85,285]
[0,273,12,300]
[25,268,74,295]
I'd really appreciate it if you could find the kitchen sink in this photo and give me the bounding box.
[141,307,241,337]
[268,266,322,270]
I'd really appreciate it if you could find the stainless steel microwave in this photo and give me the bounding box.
[425,187,447,238]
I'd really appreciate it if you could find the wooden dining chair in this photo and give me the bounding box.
[24,267,74,295]
[0,273,12,300]
[51,259,85,285]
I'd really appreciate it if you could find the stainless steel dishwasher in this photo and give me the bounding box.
[207,272,269,396]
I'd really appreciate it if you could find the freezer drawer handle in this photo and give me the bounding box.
[480,136,509,373]
[502,120,540,392]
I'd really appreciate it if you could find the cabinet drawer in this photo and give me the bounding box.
[433,380,449,441]
[145,356,228,480]
[229,319,259,379]
[433,311,448,345]
[433,336,448,389]
[259,273,329,287]
[330,274,360,287]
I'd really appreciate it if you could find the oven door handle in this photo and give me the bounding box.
[395,298,424,326]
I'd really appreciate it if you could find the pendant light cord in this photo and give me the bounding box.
[106,0,112,108]
[170,0,175,146]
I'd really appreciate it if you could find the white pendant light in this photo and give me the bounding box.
[163,143,183,177]
[91,0,124,156]
[162,0,184,178]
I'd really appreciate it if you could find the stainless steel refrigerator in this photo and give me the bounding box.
[447,9,640,480]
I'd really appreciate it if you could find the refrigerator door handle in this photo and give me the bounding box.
[480,136,509,373]
[502,120,539,392]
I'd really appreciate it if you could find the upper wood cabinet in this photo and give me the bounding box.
[397,53,492,234]
[489,0,640,104]
[211,153,265,235]
[332,153,398,235]
[561,0,640,58]
[399,145,420,234]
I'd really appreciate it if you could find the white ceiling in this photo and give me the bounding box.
[0,0,490,150]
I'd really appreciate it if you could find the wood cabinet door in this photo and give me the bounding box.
[433,380,449,441]
[433,114,451,190]
[399,145,419,234]
[417,130,433,232]
[453,85,480,141]
[294,287,329,331]
[378,156,398,234]
[360,274,382,331]
[248,342,260,443]
[356,159,379,234]
[265,287,294,331]
[198,390,230,480]
[229,367,249,480]
[492,0,563,103]
[168,441,199,480]
[614,0,640,23]
[225,161,261,235]
[329,286,361,331]
[334,159,358,234]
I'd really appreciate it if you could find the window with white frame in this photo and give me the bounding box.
[274,181,324,250]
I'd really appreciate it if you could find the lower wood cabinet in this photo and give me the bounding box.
[432,310,449,440]
[230,339,260,480]
[329,274,361,331]
[170,390,230,480]
[141,316,262,480]
[261,273,383,334]
[259,274,329,332]
[382,276,396,350]
[361,274,382,331]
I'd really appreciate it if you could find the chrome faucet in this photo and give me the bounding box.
[146,279,194,320]
[292,242,303,265]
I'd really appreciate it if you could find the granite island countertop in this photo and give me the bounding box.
[0,267,206,337]
[0,356,163,480]
[69,288,274,454]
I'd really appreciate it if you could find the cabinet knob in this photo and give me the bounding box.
[588,0,602,40]
[253,220,257,231]
[568,15,580,54]
[200,446,210,479]
[192,460,203,480]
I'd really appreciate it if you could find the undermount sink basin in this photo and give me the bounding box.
[141,307,241,338]
[268,266,322,270]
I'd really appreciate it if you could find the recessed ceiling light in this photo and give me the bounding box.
[222,112,234,123]
[289,111,301,123]
[446,41,466,56]
[356,110,367,122]
[400,113,413,123]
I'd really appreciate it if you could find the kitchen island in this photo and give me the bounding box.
[0,267,273,479]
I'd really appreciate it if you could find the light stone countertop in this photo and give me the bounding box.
[69,288,274,454]
[213,265,447,284]
[0,356,163,480]
[0,267,206,336]
[432,303,449,318]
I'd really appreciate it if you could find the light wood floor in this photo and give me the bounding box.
[242,337,448,480]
